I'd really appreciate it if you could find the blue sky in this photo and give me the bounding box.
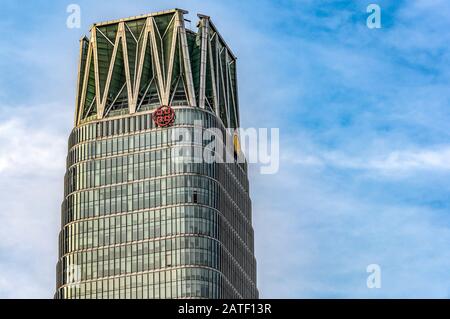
[1,0,450,298]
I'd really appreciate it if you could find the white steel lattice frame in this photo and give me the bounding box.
[75,9,240,130]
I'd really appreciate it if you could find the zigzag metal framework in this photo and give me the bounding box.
[74,9,240,129]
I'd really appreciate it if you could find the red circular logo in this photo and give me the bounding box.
[152,105,175,127]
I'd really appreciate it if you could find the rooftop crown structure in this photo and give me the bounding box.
[76,9,240,129]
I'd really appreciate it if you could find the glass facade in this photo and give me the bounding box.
[55,9,258,299]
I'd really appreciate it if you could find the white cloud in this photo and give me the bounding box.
[284,144,450,176]
[252,155,450,298]
[0,115,67,175]
[0,103,70,298]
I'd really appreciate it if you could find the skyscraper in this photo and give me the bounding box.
[55,8,258,299]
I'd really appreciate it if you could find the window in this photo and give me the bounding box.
[193,191,198,203]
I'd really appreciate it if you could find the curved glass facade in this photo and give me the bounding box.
[55,108,258,298]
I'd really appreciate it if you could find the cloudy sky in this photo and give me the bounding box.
[1,0,450,298]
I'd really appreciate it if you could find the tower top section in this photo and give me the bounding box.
[74,8,240,130]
